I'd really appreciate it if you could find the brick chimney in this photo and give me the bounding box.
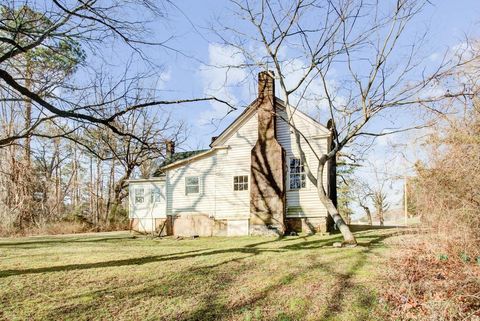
[165,140,175,159]
[250,71,286,235]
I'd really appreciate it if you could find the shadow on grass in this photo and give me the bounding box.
[3,229,405,321]
[111,233,394,321]
[0,235,134,248]
[0,230,399,279]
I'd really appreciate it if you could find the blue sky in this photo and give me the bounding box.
[146,0,480,150]
[92,1,480,216]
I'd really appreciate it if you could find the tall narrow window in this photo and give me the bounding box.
[150,187,162,203]
[289,158,306,189]
[134,188,145,204]
[185,176,200,194]
[233,175,248,191]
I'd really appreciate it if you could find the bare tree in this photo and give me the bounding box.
[0,1,234,148]
[372,190,389,226]
[353,181,373,225]
[81,106,185,224]
[0,1,234,233]
[215,0,467,244]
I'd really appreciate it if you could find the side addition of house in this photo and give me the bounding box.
[128,71,335,236]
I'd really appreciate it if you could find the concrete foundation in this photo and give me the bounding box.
[172,213,214,237]
[130,215,234,236]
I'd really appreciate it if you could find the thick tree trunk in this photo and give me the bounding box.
[317,155,356,245]
[279,79,355,244]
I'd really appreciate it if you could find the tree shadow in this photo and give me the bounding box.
[2,229,403,321]
[0,235,134,248]
[0,230,400,279]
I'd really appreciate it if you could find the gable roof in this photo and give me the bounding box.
[153,96,331,174]
[210,97,330,147]
[209,98,260,148]
[275,98,331,135]
[153,149,209,176]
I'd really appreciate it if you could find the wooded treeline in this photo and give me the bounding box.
[0,99,184,235]
[0,2,197,235]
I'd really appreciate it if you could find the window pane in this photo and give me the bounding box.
[135,188,144,204]
[151,188,161,203]
[186,185,199,194]
[186,177,198,185]
[233,175,248,191]
[185,177,200,194]
[289,159,305,189]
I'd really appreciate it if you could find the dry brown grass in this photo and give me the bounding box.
[0,220,129,237]
[380,232,480,320]
[379,104,480,320]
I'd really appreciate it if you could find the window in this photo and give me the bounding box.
[150,187,162,203]
[289,158,306,189]
[134,188,145,204]
[233,175,248,191]
[185,176,200,194]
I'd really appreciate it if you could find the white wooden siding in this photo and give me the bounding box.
[166,114,258,219]
[214,113,257,219]
[130,103,330,222]
[166,154,217,215]
[276,109,329,218]
[128,181,167,219]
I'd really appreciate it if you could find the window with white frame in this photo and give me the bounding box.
[150,187,162,203]
[233,175,248,191]
[289,158,306,189]
[134,188,145,204]
[185,176,200,194]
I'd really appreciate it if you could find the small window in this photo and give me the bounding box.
[289,158,306,189]
[134,188,145,204]
[150,187,162,203]
[185,176,200,194]
[233,175,248,191]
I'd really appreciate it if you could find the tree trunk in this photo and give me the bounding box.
[278,77,355,244]
[364,206,372,225]
[105,158,115,224]
[95,158,101,225]
[317,155,356,245]
[89,156,93,222]
[24,59,32,168]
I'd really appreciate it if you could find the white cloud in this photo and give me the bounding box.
[156,68,171,90]
[280,58,345,120]
[429,52,440,62]
[197,44,249,125]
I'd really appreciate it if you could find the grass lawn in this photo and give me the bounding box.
[0,230,398,321]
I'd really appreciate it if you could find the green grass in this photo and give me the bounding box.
[0,230,398,321]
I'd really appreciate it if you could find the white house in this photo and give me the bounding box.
[128,71,335,236]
